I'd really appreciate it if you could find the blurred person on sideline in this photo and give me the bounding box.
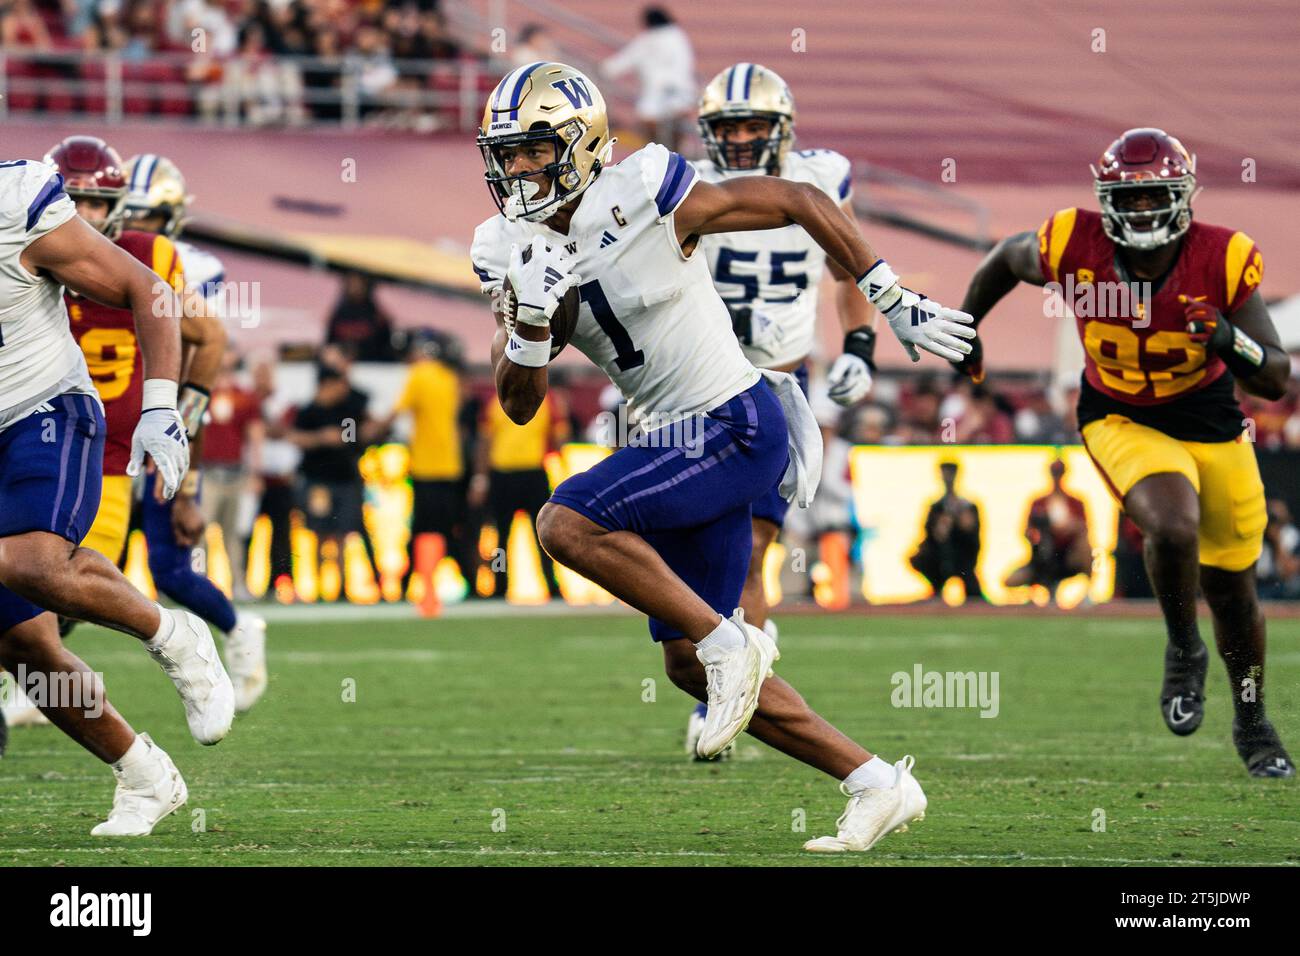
[252,356,299,597]
[602,6,696,150]
[203,351,264,602]
[911,460,984,602]
[325,271,398,362]
[373,330,475,597]
[510,23,557,67]
[1004,458,1093,599]
[289,363,384,596]
[468,378,571,601]
[1258,499,1300,600]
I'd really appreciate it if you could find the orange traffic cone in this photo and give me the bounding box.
[415,532,445,617]
[819,531,852,611]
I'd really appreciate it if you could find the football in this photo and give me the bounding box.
[500,253,581,361]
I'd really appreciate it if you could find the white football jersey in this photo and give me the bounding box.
[0,160,97,430]
[695,148,853,369]
[174,238,226,314]
[472,143,759,426]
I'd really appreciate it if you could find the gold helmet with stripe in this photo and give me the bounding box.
[698,63,795,173]
[123,153,190,238]
[477,61,614,222]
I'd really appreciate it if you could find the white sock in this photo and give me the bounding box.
[763,619,779,644]
[112,735,158,789]
[844,756,896,793]
[696,615,744,662]
[146,605,175,652]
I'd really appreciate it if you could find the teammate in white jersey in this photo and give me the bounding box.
[693,62,876,657]
[0,157,233,835]
[472,63,974,851]
[124,152,268,713]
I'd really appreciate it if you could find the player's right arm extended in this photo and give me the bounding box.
[24,215,190,496]
[952,230,1045,378]
[24,215,184,384]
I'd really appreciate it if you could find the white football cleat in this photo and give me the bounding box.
[685,707,734,761]
[1,684,50,727]
[224,612,268,713]
[804,755,927,852]
[694,608,779,759]
[149,608,234,745]
[763,618,779,645]
[91,734,188,836]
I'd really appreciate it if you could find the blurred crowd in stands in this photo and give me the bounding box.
[1,0,475,127]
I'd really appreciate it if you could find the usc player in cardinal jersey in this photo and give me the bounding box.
[954,128,1293,778]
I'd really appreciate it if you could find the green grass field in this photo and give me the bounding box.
[2,608,1298,866]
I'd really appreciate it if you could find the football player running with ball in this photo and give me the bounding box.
[471,62,976,850]
[954,128,1293,778]
[683,63,880,760]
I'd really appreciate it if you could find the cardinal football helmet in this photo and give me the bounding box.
[43,136,128,238]
[1092,127,1199,250]
[477,62,614,222]
[698,63,795,173]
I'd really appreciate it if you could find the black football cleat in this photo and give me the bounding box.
[1233,719,1296,778]
[1160,641,1209,736]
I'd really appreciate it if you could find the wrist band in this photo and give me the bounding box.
[178,383,210,438]
[505,330,552,367]
[142,379,178,411]
[857,259,903,312]
[1221,324,1266,378]
[843,327,878,370]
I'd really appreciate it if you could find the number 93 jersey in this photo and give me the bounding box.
[694,148,853,368]
[471,143,759,427]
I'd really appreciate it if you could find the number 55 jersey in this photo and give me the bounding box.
[471,142,759,427]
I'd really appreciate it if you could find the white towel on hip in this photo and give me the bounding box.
[759,368,823,508]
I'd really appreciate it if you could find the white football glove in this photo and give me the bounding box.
[507,235,581,328]
[127,407,190,500]
[857,259,976,363]
[827,327,876,406]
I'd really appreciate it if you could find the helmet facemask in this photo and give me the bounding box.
[1094,177,1197,251]
[699,112,789,173]
[478,118,609,223]
[67,186,129,240]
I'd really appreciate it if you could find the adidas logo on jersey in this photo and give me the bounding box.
[25,401,55,418]
[599,231,618,248]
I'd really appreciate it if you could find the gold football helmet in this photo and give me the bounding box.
[123,153,190,238]
[698,63,795,172]
[477,61,614,222]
